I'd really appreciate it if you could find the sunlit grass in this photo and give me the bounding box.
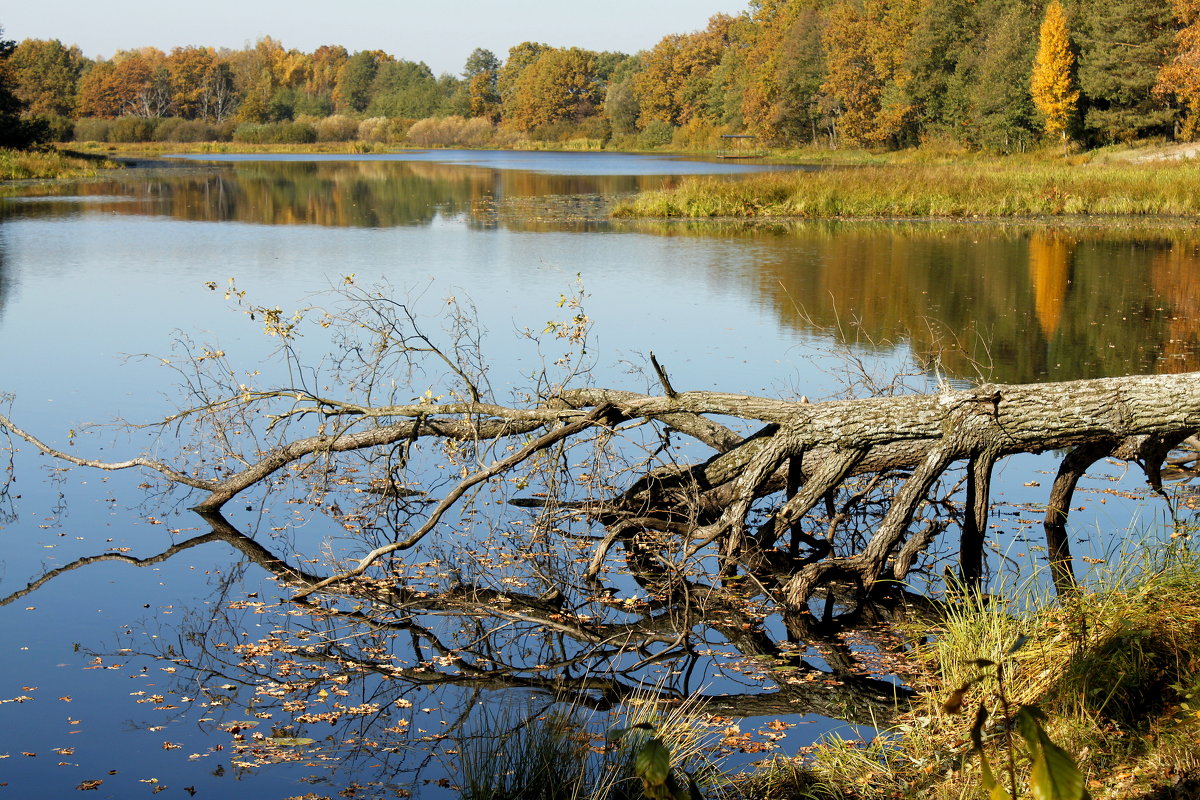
[0,147,117,181]
[613,158,1200,220]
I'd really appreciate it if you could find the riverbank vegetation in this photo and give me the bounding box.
[735,538,1200,800]
[0,146,115,180]
[5,0,1200,155]
[612,157,1200,219]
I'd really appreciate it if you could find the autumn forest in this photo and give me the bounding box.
[4,0,1200,153]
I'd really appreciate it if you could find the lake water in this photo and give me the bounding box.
[0,150,1195,799]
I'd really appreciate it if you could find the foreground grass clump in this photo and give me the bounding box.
[0,147,117,181]
[613,159,1200,219]
[457,690,722,800]
[739,541,1200,800]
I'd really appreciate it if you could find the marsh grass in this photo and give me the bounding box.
[0,147,116,181]
[739,536,1200,800]
[454,689,723,800]
[612,159,1200,220]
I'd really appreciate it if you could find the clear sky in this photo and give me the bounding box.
[3,1,751,76]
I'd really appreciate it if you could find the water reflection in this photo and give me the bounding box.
[0,161,689,230]
[5,159,1200,385]
[0,508,916,790]
[632,220,1200,384]
[0,233,10,325]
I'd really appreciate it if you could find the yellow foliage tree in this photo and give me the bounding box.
[1030,0,1079,144]
[1156,0,1200,140]
[817,0,920,148]
[505,47,602,131]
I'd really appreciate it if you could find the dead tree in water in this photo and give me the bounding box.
[1,287,1196,610]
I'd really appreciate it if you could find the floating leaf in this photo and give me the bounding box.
[265,737,315,747]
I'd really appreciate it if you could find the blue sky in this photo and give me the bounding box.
[4,1,751,76]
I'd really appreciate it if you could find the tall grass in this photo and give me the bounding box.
[0,147,116,181]
[453,689,723,800]
[613,159,1200,219]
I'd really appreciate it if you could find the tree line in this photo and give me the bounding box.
[3,0,1200,151]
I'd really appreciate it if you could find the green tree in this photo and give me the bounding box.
[603,55,642,134]
[961,0,1040,152]
[0,28,48,148]
[1074,0,1176,143]
[900,0,977,142]
[1030,0,1080,144]
[367,60,443,118]
[334,50,389,113]
[771,7,828,144]
[8,38,82,118]
[464,47,500,78]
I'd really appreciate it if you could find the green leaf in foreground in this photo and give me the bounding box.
[1017,707,1086,800]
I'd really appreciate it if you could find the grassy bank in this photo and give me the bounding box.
[612,157,1200,219]
[0,147,119,181]
[739,540,1200,800]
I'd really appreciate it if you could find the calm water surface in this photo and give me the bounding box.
[0,151,1195,798]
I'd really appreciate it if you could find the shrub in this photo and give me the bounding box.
[107,116,156,143]
[314,114,360,142]
[168,119,221,142]
[672,120,721,151]
[37,115,74,143]
[358,117,408,144]
[233,121,317,144]
[72,118,112,143]
[460,117,494,147]
[637,120,675,149]
[152,117,183,141]
[405,115,494,148]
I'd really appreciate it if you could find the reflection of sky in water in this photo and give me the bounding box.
[166,148,795,175]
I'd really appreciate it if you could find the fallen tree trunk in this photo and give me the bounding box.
[4,367,1197,612]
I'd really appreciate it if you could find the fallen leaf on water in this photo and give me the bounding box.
[76,780,102,791]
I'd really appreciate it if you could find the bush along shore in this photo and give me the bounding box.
[612,158,1200,220]
[734,537,1200,800]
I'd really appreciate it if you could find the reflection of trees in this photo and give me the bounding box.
[2,507,918,785]
[0,235,9,330]
[62,161,671,230]
[1027,231,1074,338]
[622,220,1200,384]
